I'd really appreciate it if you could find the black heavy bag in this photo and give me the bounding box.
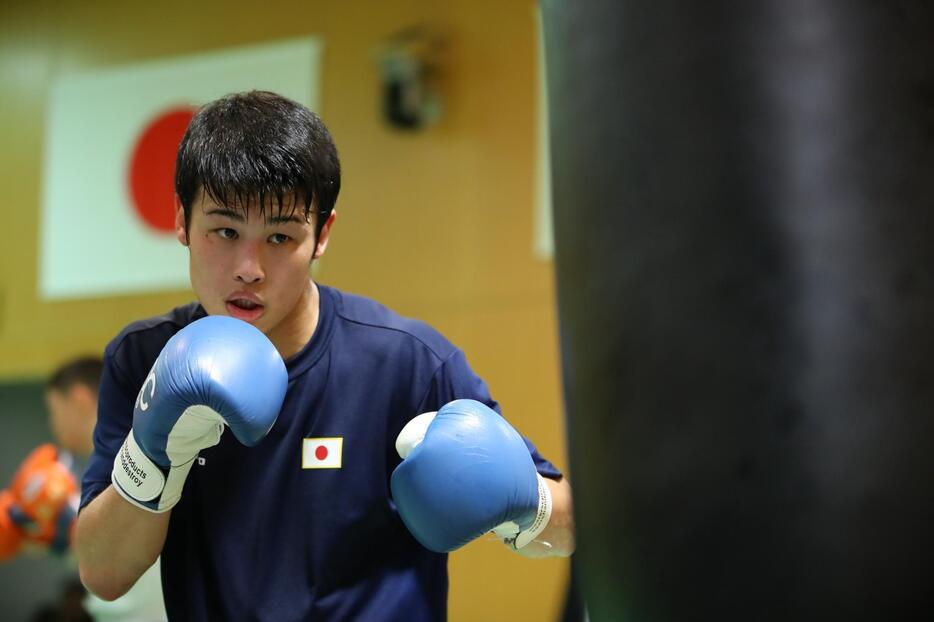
[541,1,934,620]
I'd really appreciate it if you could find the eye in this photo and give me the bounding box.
[269,233,291,245]
[216,228,238,240]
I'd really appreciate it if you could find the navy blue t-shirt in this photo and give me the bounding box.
[81,284,561,622]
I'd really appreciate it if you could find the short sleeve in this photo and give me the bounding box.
[414,349,562,480]
[79,343,139,510]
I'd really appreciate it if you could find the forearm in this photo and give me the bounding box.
[517,476,575,558]
[75,485,170,600]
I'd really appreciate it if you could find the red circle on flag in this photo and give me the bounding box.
[128,107,196,233]
[315,445,329,461]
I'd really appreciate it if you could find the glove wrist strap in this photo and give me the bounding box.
[112,432,180,513]
[493,473,554,550]
[515,473,553,549]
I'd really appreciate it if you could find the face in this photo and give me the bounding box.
[45,386,94,455]
[176,191,335,356]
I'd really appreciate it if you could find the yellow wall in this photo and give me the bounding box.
[0,1,569,619]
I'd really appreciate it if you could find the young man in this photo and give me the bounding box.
[75,91,574,621]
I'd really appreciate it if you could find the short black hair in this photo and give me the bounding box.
[175,90,341,238]
[47,356,103,395]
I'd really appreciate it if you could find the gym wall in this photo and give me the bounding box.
[0,1,569,620]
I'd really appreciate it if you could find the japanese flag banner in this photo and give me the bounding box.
[39,37,323,299]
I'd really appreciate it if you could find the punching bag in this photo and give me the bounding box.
[542,1,934,620]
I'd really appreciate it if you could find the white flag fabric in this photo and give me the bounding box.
[302,438,343,469]
[39,37,323,300]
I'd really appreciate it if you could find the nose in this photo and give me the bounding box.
[234,241,265,284]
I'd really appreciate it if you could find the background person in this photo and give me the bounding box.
[0,356,167,621]
[47,356,167,622]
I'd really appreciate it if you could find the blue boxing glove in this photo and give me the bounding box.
[111,316,287,512]
[390,399,552,553]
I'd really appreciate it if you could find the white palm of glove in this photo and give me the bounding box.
[164,405,226,465]
[113,405,225,513]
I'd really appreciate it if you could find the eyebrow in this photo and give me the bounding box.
[204,208,306,225]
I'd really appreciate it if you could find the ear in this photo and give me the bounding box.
[314,210,337,259]
[175,197,189,246]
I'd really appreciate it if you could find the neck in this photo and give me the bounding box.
[79,404,99,457]
[79,424,96,457]
[269,278,320,361]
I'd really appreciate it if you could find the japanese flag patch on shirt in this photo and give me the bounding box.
[303,438,343,469]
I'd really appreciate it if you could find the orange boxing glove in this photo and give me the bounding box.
[0,489,25,561]
[8,444,78,555]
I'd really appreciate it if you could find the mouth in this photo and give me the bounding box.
[225,295,265,322]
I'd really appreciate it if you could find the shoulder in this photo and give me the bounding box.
[105,302,206,379]
[325,286,457,363]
